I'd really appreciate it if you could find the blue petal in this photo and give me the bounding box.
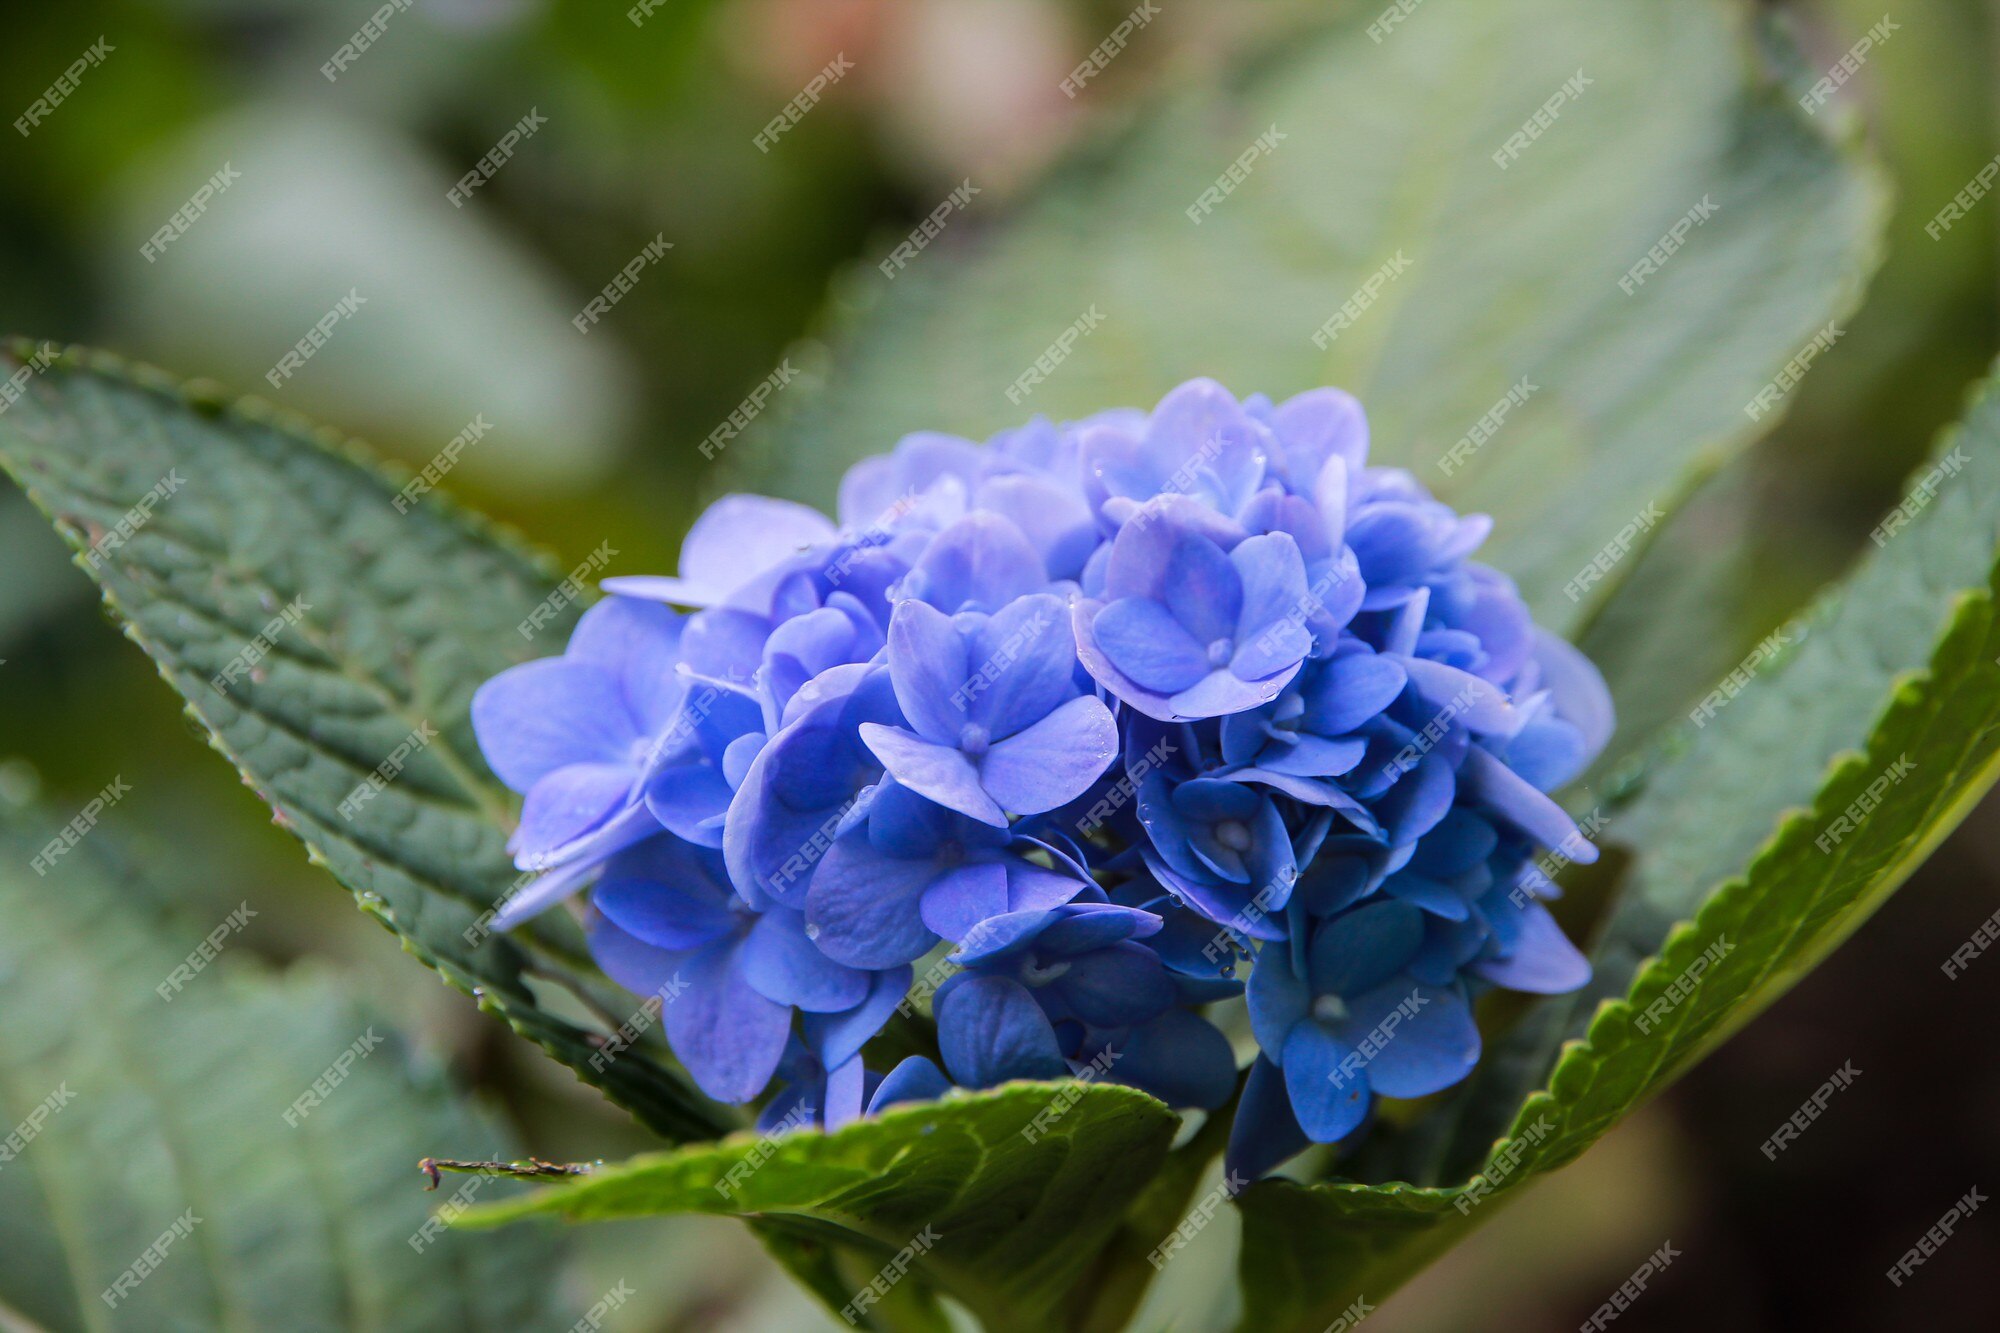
[1308,900,1424,997]
[967,592,1083,739]
[980,695,1119,816]
[1229,532,1314,680]
[903,513,1048,614]
[917,861,1012,942]
[665,936,792,1104]
[1472,900,1591,994]
[513,763,638,863]
[861,723,1007,826]
[1344,982,1481,1099]
[1304,650,1408,735]
[936,975,1068,1087]
[1246,945,1309,1060]
[1057,942,1177,1027]
[804,964,914,1069]
[472,660,633,792]
[1091,598,1210,693]
[741,906,872,1012]
[1160,529,1244,646]
[1110,1008,1240,1110]
[1281,1024,1372,1142]
[1226,1055,1312,1182]
[885,598,974,745]
[869,1056,953,1113]
[804,836,944,969]
[609,494,835,608]
[1459,747,1597,861]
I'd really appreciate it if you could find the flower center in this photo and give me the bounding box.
[1206,637,1233,669]
[1021,958,1071,987]
[1312,994,1351,1025]
[1215,818,1253,853]
[959,723,990,756]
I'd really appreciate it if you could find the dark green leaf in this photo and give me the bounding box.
[0,341,730,1143]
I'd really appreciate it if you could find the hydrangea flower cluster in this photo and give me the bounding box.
[471,378,1611,1179]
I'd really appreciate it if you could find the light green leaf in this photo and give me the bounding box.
[0,804,566,1332]
[454,1082,1182,1333]
[737,0,1885,631]
[1235,366,2000,1328]
[0,341,730,1144]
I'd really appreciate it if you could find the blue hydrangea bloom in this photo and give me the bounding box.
[470,378,1613,1174]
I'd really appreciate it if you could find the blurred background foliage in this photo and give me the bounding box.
[0,0,1995,1328]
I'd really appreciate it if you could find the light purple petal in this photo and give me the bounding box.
[979,695,1118,815]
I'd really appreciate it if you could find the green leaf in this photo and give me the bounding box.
[1234,366,2000,1328]
[453,1082,1182,1333]
[737,0,1885,631]
[0,341,730,1144]
[0,803,567,1332]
